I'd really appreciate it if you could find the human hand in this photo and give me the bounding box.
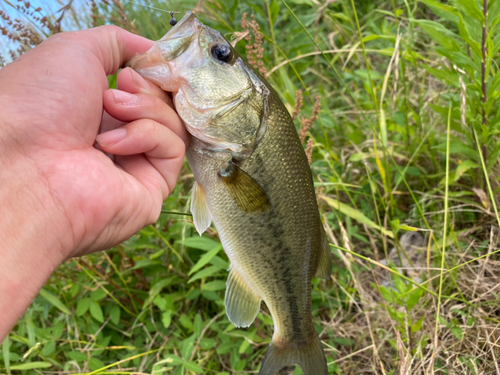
[0,26,188,339]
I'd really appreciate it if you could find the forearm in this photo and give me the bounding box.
[0,152,68,340]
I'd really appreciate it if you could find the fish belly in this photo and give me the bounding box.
[186,101,322,344]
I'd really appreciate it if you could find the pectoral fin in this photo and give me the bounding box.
[219,163,270,214]
[225,267,261,327]
[315,226,332,279]
[190,181,212,235]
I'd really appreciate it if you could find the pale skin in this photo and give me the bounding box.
[0,26,189,340]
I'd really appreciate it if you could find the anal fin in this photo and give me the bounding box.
[225,267,261,328]
[190,181,212,235]
[315,225,332,279]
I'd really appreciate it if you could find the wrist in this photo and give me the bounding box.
[0,151,70,340]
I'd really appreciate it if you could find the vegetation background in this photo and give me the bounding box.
[2,0,500,373]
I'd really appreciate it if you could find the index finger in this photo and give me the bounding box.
[51,25,154,76]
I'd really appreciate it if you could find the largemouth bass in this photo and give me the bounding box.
[127,12,332,375]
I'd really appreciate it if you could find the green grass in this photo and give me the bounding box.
[2,0,500,373]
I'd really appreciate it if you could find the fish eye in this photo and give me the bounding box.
[211,44,233,63]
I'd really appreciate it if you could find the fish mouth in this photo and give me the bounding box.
[125,11,204,91]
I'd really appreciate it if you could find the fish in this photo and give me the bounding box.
[127,11,332,375]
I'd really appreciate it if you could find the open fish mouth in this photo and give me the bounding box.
[125,11,203,91]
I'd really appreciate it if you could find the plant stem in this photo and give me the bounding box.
[433,103,452,367]
[482,0,488,188]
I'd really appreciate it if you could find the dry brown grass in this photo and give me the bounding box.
[319,228,500,375]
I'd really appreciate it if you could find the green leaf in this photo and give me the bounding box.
[89,301,104,323]
[457,13,482,57]
[379,285,395,303]
[142,278,173,309]
[9,362,52,370]
[39,289,70,315]
[41,341,56,356]
[422,65,460,87]
[209,256,229,269]
[239,339,250,354]
[414,20,461,51]
[406,285,425,311]
[201,280,226,292]
[419,0,460,23]
[162,354,183,365]
[454,160,479,181]
[489,69,500,97]
[162,310,172,329]
[489,0,500,27]
[320,196,394,238]
[451,325,464,339]
[270,0,280,24]
[189,265,224,283]
[156,354,183,366]
[67,351,88,362]
[181,336,195,358]
[52,322,64,339]
[433,139,480,161]
[194,314,203,338]
[180,314,194,330]
[154,295,168,311]
[453,0,484,23]
[129,259,162,270]
[110,305,121,325]
[90,288,107,301]
[435,47,478,70]
[202,290,219,301]
[399,224,420,232]
[76,298,91,317]
[183,360,203,373]
[188,245,223,276]
[3,335,10,375]
[25,313,36,347]
[182,236,220,251]
[150,249,165,260]
[88,357,105,371]
[217,341,233,355]
[199,338,216,349]
[411,316,425,332]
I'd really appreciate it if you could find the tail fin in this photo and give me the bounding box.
[259,334,328,375]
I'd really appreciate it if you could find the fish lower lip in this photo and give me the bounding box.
[126,53,173,90]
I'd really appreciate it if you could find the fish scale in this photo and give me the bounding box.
[127,11,332,375]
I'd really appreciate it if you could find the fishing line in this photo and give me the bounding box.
[124,1,179,25]
[161,210,192,217]
[124,1,180,14]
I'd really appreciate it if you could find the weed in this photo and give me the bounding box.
[2,0,500,374]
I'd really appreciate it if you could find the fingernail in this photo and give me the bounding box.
[112,90,140,105]
[96,128,127,146]
[131,69,151,91]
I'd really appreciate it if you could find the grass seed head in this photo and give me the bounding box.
[299,95,321,143]
[305,138,314,165]
[241,12,266,75]
[292,89,303,120]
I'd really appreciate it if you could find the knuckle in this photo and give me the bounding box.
[141,118,159,135]
[98,24,122,36]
